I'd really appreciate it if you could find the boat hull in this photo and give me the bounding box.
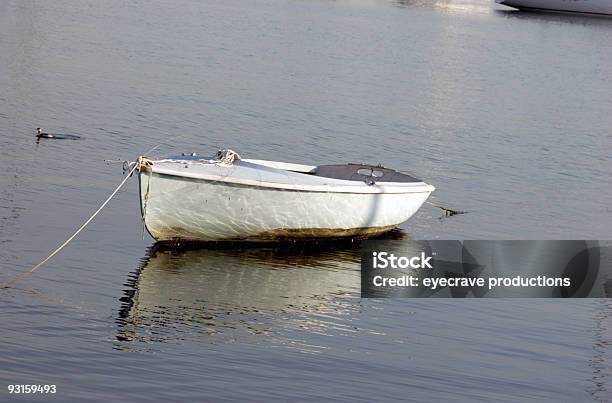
[496,0,612,15]
[139,171,432,242]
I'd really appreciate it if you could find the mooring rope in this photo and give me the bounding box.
[1,161,140,289]
[141,170,152,240]
[0,135,169,290]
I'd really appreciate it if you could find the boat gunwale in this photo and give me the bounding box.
[144,167,436,194]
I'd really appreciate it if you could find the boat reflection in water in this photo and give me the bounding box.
[116,233,403,347]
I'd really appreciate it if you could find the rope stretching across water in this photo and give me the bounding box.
[1,161,140,289]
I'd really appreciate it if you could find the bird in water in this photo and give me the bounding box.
[36,128,55,138]
[35,128,81,143]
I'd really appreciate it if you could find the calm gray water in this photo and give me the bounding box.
[1,0,612,401]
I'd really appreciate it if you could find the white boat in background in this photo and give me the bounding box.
[136,150,434,242]
[495,0,612,15]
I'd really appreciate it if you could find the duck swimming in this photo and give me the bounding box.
[36,128,55,138]
[35,128,81,141]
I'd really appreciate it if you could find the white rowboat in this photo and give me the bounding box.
[136,150,434,242]
[495,0,612,15]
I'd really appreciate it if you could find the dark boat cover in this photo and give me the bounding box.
[313,164,421,183]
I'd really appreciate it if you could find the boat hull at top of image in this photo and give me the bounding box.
[496,0,612,15]
[136,151,435,242]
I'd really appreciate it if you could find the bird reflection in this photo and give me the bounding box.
[116,232,405,346]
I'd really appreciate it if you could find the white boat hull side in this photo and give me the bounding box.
[496,0,612,14]
[139,171,432,242]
